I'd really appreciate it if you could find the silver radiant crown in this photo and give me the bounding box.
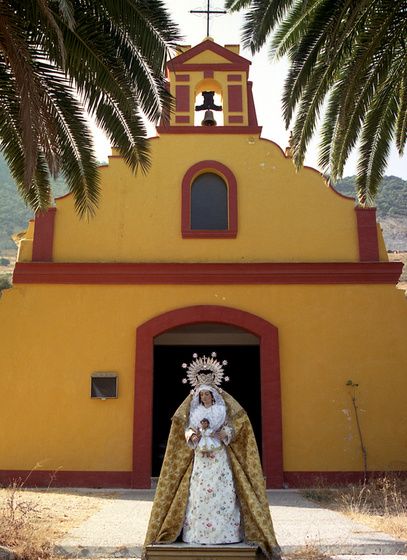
[182,352,229,389]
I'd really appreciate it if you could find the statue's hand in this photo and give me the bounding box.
[217,428,227,442]
[191,433,201,444]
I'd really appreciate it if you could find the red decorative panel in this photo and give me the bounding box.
[175,74,190,82]
[133,305,283,488]
[204,70,214,78]
[32,207,56,262]
[181,160,238,239]
[175,85,190,112]
[355,207,379,261]
[228,116,243,123]
[175,116,190,123]
[228,85,243,112]
[228,74,242,81]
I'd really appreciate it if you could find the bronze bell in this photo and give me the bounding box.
[201,109,217,126]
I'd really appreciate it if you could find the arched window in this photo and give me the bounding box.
[191,173,228,230]
[181,161,238,239]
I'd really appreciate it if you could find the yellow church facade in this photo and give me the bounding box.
[0,40,406,488]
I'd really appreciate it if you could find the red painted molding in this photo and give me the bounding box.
[203,70,214,78]
[168,39,251,68]
[228,116,244,124]
[0,469,404,489]
[181,160,238,239]
[0,470,131,488]
[133,305,283,488]
[355,207,380,262]
[32,207,57,262]
[228,85,243,112]
[157,125,262,134]
[175,74,190,82]
[284,471,407,487]
[170,63,249,72]
[13,262,403,285]
[175,85,190,112]
[228,74,242,81]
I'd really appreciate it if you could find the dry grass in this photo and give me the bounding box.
[0,476,107,560]
[0,481,56,559]
[302,475,407,540]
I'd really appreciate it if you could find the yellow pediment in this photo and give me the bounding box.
[184,51,233,64]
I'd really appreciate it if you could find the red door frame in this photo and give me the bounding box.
[132,305,283,488]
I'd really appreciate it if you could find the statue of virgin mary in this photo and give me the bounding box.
[143,353,281,559]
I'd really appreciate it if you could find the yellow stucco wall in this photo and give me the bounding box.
[0,283,406,473]
[21,135,361,264]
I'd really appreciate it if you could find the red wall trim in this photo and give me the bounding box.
[204,70,214,78]
[284,471,407,487]
[355,207,380,262]
[175,74,190,82]
[133,305,283,488]
[0,470,131,488]
[175,85,190,112]
[228,85,243,112]
[0,469,404,489]
[247,81,259,127]
[157,125,262,134]
[181,160,238,239]
[228,116,244,124]
[32,207,56,262]
[228,74,242,81]
[175,116,190,124]
[13,262,402,285]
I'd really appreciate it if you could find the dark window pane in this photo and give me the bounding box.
[191,173,228,230]
[91,376,117,398]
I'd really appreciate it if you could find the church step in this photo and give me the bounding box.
[145,542,262,559]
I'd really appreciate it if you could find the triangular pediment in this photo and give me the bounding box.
[170,39,250,67]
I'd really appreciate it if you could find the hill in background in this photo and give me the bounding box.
[335,175,407,251]
[0,155,406,253]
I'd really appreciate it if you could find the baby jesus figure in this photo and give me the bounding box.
[197,418,222,457]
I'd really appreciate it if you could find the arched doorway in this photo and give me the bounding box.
[152,324,262,477]
[132,305,283,488]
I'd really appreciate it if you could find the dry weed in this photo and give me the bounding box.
[0,481,58,560]
[302,475,407,540]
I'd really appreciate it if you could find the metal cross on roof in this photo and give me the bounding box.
[190,0,227,37]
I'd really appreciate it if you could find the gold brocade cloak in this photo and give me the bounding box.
[143,391,281,559]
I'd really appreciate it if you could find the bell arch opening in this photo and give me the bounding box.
[194,78,224,126]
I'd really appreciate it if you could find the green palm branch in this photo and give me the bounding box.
[0,0,180,216]
[227,0,407,204]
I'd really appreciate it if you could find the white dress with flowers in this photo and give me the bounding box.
[182,399,242,544]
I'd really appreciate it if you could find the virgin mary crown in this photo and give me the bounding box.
[182,352,229,389]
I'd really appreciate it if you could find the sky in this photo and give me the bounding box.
[94,0,406,180]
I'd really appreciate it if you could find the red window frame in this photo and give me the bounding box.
[181,160,238,239]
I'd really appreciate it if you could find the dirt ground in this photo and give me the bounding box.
[0,487,110,540]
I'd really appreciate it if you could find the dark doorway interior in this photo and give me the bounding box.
[152,343,261,477]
